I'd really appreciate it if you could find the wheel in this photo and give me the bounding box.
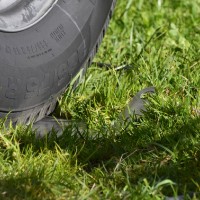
[0,0,116,124]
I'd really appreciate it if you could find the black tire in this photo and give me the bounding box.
[0,0,116,124]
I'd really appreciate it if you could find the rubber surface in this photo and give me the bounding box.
[0,0,116,124]
[121,87,155,119]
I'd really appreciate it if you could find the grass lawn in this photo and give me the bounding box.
[0,0,200,199]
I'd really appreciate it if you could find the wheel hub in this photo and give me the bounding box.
[0,0,58,32]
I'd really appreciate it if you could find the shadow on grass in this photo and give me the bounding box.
[0,113,199,198]
[0,176,54,200]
